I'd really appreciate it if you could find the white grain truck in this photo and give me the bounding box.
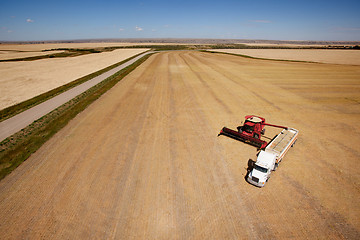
[247,128,299,187]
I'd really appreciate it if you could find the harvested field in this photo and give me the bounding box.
[211,49,360,65]
[237,43,352,48]
[0,51,359,239]
[0,50,64,60]
[0,42,185,52]
[0,48,149,110]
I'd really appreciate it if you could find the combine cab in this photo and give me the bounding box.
[237,115,266,139]
[219,115,287,149]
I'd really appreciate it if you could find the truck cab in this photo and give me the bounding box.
[247,150,276,187]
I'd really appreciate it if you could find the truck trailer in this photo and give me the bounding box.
[247,127,299,187]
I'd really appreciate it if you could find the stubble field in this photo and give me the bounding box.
[0,50,65,60]
[0,51,359,239]
[0,48,149,110]
[211,49,360,65]
[0,42,181,52]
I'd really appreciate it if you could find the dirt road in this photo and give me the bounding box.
[0,51,359,239]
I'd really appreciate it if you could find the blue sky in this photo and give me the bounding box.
[1,0,360,41]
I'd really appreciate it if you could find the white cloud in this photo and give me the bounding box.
[135,26,143,31]
[26,18,34,23]
[119,28,124,31]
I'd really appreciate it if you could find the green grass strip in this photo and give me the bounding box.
[0,51,149,122]
[0,52,154,180]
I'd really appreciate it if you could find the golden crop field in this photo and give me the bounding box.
[0,48,149,110]
[211,49,360,65]
[0,51,359,239]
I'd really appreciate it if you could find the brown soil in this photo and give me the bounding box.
[0,51,359,239]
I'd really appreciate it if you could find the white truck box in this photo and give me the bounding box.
[247,128,298,187]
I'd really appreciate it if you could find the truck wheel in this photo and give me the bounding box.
[274,163,278,171]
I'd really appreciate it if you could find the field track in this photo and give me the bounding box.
[0,51,359,239]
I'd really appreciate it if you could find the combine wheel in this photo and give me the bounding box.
[254,134,259,139]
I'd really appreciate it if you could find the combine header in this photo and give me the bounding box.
[219,127,268,149]
[218,115,288,149]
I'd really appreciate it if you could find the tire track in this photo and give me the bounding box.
[167,52,194,239]
[108,54,162,239]
[179,52,233,115]
[173,52,264,239]
[189,52,282,111]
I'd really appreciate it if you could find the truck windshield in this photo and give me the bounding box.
[254,164,267,173]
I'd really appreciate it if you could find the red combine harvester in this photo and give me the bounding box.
[219,115,288,149]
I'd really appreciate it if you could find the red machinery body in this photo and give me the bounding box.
[219,127,268,149]
[238,115,266,139]
[219,115,288,149]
